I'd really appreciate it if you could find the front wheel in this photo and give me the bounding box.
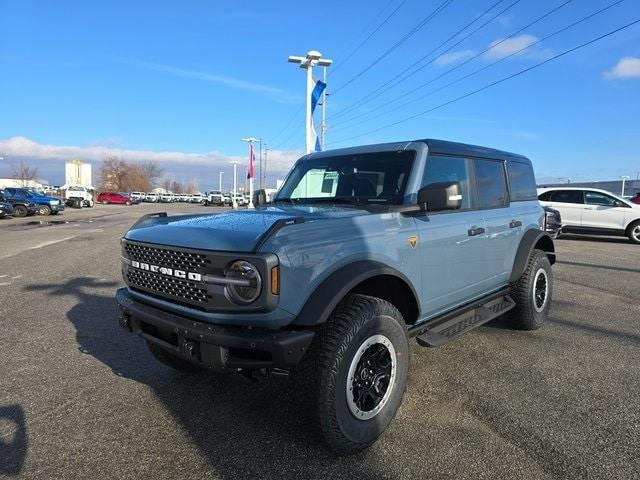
[295,294,409,454]
[627,221,640,244]
[37,205,51,216]
[506,249,553,330]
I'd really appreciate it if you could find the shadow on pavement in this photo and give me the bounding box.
[25,278,388,479]
[557,234,632,245]
[556,260,640,274]
[0,404,27,476]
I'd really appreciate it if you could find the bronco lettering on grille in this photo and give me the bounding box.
[130,260,202,282]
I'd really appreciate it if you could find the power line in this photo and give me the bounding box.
[331,0,408,76]
[269,105,304,145]
[328,17,640,146]
[334,0,623,129]
[332,0,521,120]
[332,0,455,95]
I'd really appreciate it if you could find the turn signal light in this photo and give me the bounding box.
[271,266,280,295]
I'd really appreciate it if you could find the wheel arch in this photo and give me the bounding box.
[292,261,420,327]
[509,228,555,283]
[624,218,640,235]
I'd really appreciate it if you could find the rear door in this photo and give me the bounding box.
[474,158,515,285]
[582,190,628,230]
[541,190,584,226]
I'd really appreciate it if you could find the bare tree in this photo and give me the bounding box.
[140,161,163,187]
[11,161,38,186]
[99,157,151,192]
[169,180,184,193]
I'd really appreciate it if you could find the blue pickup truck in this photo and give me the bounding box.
[116,139,555,453]
[2,187,64,216]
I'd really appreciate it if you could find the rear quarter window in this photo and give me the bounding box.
[507,161,537,201]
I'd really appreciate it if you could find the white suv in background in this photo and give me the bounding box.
[538,187,640,244]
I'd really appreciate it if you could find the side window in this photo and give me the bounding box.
[507,161,537,201]
[585,191,616,207]
[422,155,472,210]
[538,191,552,201]
[549,190,584,204]
[474,159,508,209]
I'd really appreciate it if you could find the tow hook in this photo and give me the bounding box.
[118,313,131,332]
[183,341,197,358]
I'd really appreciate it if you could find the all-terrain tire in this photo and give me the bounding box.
[293,294,409,455]
[13,205,28,217]
[506,249,552,330]
[626,220,640,244]
[147,342,203,373]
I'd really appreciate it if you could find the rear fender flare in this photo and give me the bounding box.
[509,229,555,283]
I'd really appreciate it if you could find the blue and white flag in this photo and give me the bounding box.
[310,80,326,152]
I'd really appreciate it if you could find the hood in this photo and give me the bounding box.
[31,194,60,203]
[124,205,369,252]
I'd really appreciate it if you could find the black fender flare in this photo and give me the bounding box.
[292,260,419,326]
[509,229,556,283]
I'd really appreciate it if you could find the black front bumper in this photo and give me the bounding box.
[116,288,314,371]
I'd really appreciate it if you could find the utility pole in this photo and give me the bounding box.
[263,147,269,189]
[288,50,332,153]
[218,171,223,192]
[230,161,239,209]
[621,175,630,196]
[258,137,263,189]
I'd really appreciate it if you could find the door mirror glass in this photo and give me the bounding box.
[418,182,462,212]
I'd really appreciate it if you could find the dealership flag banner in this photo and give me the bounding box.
[310,79,326,152]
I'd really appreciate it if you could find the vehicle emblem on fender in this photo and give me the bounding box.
[408,236,417,248]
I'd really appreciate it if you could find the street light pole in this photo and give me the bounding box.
[288,50,333,154]
[621,175,630,196]
[219,171,223,192]
[321,66,327,149]
[230,161,239,209]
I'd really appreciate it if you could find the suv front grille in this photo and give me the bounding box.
[126,268,209,305]
[124,242,209,271]
[123,241,211,306]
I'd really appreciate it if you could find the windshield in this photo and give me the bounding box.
[275,150,415,205]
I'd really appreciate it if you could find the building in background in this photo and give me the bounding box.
[0,178,47,189]
[537,179,640,197]
[65,159,92,187]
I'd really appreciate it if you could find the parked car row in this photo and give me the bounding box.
[1,188,64,216]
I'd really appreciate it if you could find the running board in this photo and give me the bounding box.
[414,294,515,348]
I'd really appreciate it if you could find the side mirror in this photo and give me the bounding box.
[417,182,463,212]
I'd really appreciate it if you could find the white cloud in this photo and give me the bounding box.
[0,136,301,185]
[483,34,539,60]
[129,60,299,102]
[434,50,476,67]
[604,57,640,79]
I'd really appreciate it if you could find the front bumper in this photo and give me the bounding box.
[116,288,314,371]
[50,203,65,212]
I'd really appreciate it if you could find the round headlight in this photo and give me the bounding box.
[224,260,262,305]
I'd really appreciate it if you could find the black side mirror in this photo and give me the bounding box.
[417,182,463,212]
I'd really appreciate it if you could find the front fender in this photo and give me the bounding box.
[292,260,419,326]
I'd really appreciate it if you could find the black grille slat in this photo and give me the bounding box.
[124,242,208,271]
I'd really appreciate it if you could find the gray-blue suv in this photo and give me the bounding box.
[116,139,555,453]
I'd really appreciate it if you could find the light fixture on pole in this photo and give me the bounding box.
[242,137,259,209]
[230,161,239,209]
[621,175,630,196]
[288,50,332,154]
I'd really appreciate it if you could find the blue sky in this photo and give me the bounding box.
[1,0,639,190]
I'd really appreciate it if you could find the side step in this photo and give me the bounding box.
[414,294,516,347]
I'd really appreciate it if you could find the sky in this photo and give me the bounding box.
[1,0,639,190]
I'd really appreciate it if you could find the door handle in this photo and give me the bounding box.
[467,227,485,237]
[509,220,522,228]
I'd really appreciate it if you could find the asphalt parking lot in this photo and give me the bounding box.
[1,203,639,480]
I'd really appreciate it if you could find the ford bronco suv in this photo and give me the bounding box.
[117,139,555,454]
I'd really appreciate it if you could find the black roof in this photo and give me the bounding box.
[419,139,529,163]
[313,138,530,163]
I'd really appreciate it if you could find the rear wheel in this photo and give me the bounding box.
[13,205,28,217]
[294,294,409,454]
[146,342,203,373]
[37,205,51,216]
[506,249,552,330]
[627,221,640,244]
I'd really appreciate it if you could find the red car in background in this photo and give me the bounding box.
[98,192,133,205]
[630,193,640,205]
